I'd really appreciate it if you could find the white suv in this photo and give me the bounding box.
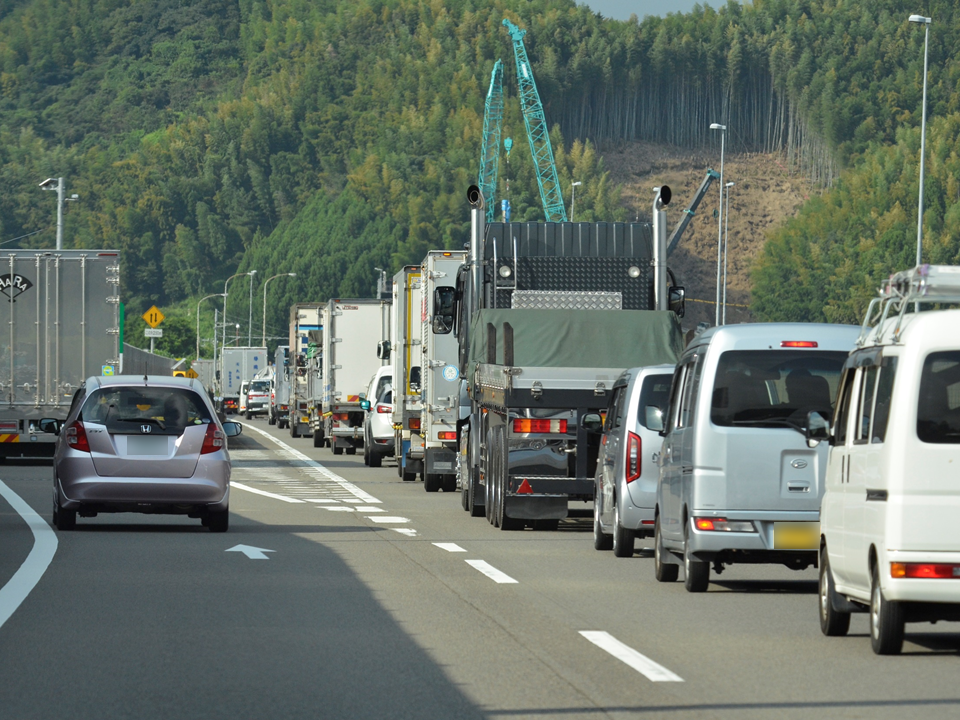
[814,265,960,654]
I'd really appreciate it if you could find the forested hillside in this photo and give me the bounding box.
[0,0,957,351]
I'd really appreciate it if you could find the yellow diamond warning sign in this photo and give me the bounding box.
[142,305,165,328]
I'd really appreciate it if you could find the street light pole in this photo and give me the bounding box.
[722,181,735,325]
[222,271,254,366]
[247,270,257,346]
[570,181,582,222]
[39,177,78,251]
[910,14,932,267]
[262,273,296,346]
[710,123,726,326]
[196,293,226,360]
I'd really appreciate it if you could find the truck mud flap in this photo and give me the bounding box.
[426,447,457,474]
[503,495,567,520]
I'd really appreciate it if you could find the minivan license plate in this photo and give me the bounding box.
[773,522,819,550]
[126,436,168,456]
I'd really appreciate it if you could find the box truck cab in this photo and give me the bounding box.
[654,322,859,592]
[816,265,960,654]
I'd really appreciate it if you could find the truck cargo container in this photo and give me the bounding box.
[288,303,323,438]
[219,346,267,414]
[390,267,423,481]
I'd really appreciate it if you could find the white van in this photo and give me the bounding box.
[815,265,960,654]
[655,322,859,592]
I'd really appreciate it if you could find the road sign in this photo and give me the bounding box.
[144,328,163,338]
[185,368,199,379]
[142,305,165,328]
[101,364,114,376]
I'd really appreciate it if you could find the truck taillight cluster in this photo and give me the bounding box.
[512,419,567,434]
[65,421,90,453]
[332,413,349,422]
[625,431,641,483]
[409,418,421,430]
[200,423,225,454]
[438,431,457,440]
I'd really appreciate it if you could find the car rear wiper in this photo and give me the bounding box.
[731,417,805,433]
[115,417,167,430]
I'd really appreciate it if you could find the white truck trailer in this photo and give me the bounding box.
[219,346,267,414]
[321,298,390,455]
[390,267,423,481]
[269,345,290,428]
[0,249,121,458]
[288,303,323,438]
[420,250,468,492]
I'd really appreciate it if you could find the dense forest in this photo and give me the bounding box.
[0,0,955,353]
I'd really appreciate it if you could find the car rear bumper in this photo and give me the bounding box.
[879,551,960,603]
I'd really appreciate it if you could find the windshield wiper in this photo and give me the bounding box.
[731,417,805,432]
[115,417,167,430]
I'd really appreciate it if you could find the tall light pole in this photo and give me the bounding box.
[570,181,582,222]
[196,293,225,360]
[262,273,296,346]
[222,270,255,363]
[39,177,78,251]
[722,181,735,325]
[710,123,726,326]
[910,14,931,268]
[247,269,257,346]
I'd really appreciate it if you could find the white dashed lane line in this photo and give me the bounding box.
[465,559,519,584]
[433,543,467,553]
[579,631,684,682]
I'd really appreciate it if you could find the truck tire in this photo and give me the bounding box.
[290,422,300,439]
[313,429,324,448]
[346,446,356,455]
[333,445,343,455]
[493,427,521,531]
[268,413,276,426]
[442,475,457,493]
[484,428,497,526]
[424,473,441,492]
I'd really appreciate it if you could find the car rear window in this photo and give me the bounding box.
[917,351,960,444]
[710,350,847,428]
[81,386,212,436]
[637,374,672,430]
[249,380,270,392]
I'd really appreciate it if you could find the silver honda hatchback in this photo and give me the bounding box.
[47,375,242,532]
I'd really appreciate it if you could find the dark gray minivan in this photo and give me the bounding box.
[654,323,859,591]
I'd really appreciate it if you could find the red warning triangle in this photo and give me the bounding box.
[517,479,533,494]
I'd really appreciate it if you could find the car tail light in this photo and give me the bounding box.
[409,418,421,430]
[780,341,818,348]
[625,431,641,483]
[200,423,225,454]
[512,419,568,433]
[694,517,755,532]
[377,405,392,414]
[891,562,960,579]
[438,431,457,440]
[65,421,90,452]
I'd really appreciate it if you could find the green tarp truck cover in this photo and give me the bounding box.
[469,309,683,369]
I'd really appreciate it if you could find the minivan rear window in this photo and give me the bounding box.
[710,350,847,428]
[917,351,960,444]
[637,374,672,430]
[249,380,270,393]
[81,386,212,436]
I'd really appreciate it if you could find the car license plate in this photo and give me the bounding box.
[773,522,819,550]
[126,436,168,456]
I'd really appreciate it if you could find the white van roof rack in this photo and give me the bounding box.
[858,265,960,346]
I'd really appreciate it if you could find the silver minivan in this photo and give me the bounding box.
[654,323,859,591]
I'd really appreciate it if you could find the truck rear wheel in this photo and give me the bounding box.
[333,445,343,456]
[493,427,521,531]
[442,475,457,493]
[424,473,441,492]
[290,423,300,439]
[313,429,324,448]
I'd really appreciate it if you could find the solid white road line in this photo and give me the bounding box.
[465,559,518,584]
[0,480,58,631]
[579,631,684,682]
[231,482,305,503]
[433,543,467,553]
[241,423,382,504]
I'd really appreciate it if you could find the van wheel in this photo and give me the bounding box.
[870,563,905,654]
[612,500,635,558]
[207,509,229,533]
[819,547,851,637]
[654,516,678,582]
[290,423,300,439]
[593,499,612,550]
[683,525,710,592]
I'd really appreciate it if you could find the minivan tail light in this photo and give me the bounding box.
[513,419,568,433]
[65,421,90,452]
[200,423,225,454]
[891,562,960,579]
[780,341,818,348]
[626,431,641,483]
[694,517,755,532]
[376,405,392,414]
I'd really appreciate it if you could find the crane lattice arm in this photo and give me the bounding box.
[503,19,567,222]
[478,59,504,224]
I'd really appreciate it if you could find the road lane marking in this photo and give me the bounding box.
[367,516,411,523]
[465,559,518,584]
[321,507,354,512]
[226,544,275,560]
[391,528,418,537]
[579,631,683,682]
[354,506,383,512]
[231,482,305,503]
[433,543,467,552]
[0,480,58,631]
[241,423,382,504]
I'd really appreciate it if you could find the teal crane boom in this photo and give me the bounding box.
[502,19,567,222]
[667,169,720,254]
[478,59,504,224]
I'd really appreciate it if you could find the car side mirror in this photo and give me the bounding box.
[377,340,392,360]
[581,413,603,434]
[805,411,830,448]
[669,286,685,318]
[39,418,61,435]
[360,400,371,411]
[645,405,664,433]
[222,421,242,438]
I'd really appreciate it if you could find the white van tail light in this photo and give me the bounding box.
[65,421,90,452]
[891,563,960,579]
[626,432,641,483]
[780,341,818,348]
[694,517,755,532]
[200,423,225,454]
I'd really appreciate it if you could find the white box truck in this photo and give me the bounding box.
[390,266,423,481]
[219,346,267,414]
[0,249,121,458]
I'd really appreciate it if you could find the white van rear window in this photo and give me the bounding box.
[710,350,847,428]
[917,352,960,444]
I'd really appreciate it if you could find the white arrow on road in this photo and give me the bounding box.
[226,544,275,560]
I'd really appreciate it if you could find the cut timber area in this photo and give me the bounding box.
[603,141,815,331]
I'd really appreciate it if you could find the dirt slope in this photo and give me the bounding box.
[602,141,814,330]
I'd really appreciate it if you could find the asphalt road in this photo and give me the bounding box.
[2,418,960,719]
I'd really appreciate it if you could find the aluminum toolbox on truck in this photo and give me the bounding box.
[390,266,424,480]
[0,249,120,457]
[322,298,390,454]
[288,303,323,438]
[420,250,468,492]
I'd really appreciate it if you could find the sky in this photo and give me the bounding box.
[581,1,713,21]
